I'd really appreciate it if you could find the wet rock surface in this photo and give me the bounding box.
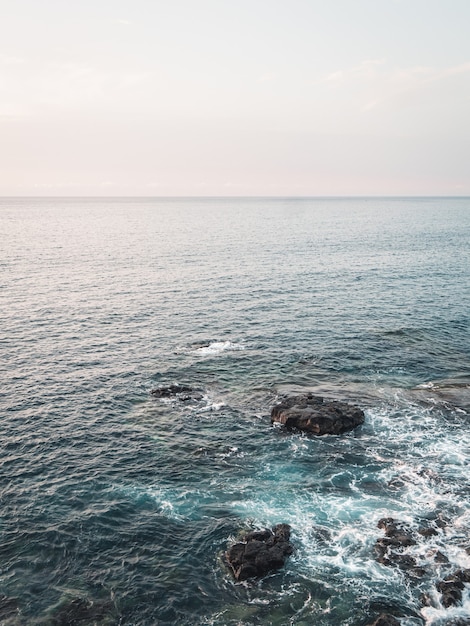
[436,569,470,608]
[374,518,424,577]
[375,517,470,613]
[225,524,294,581]
[271,393,365,435]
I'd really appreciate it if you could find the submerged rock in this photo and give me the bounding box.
[418,526,438,537]
[48,597,116,625]
[225,524,293,581]
[367,615,400,626]
[0,595,19,621]
[271,393,364,435]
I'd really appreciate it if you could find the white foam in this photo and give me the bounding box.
[421,587,470,625]
[193,341,245,355]
[195,400,226,413]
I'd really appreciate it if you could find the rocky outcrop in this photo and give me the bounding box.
[271,394,364,435]
[225,524,293,581]
[374,518,425,577]
[375,518,470,612]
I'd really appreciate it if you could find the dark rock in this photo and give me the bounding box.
[377,518,416,546]
[150,384,202,401]
[310,525,332,545]
[434,515,448,529]
[271,523,292,542]
[271,393,364,435]
[436,570,470,608]
[225,524,293,581]
[367,615,400,626]
[459,569,470,583]
[437,578,464,608]
[244,529,273,543]
[418,526,438,537]
[420,592,433,607]
[433,550,449,564]
[387,478,406,490]
[375,518,423,576]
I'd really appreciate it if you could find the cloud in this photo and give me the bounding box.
[326,70,343,82]
[322,58,470,114]
[324,59,386,83]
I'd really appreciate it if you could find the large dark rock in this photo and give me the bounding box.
[271,393,364,435]
[225,524,293,581]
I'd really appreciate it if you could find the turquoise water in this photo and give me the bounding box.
[1,197,469,625]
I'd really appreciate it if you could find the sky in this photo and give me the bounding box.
[0,0,469,196]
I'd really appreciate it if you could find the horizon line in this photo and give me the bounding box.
[1,194,470,200]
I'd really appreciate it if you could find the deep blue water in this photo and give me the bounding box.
[1,197,469,625]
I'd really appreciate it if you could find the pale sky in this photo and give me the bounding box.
[1,0,469,196]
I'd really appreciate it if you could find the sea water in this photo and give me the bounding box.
[1,197,469,625]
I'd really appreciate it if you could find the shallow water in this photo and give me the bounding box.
[1,197,469,625]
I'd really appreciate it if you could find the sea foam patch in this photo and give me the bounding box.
[193,341,245,356]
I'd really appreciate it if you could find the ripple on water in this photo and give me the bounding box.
[1,197,469,624]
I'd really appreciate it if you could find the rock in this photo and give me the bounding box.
[367,615,400,626]
[225,524,293,581]
[271,394,364,435]
[437,569,470,608]
[432,550,449,564]
[420,592,433,607]
[374,518,424,576]
[377,518,415,546]
[418,526,438,537]
[150,384,202,401]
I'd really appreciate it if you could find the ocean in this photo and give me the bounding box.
[1,196,469,625]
